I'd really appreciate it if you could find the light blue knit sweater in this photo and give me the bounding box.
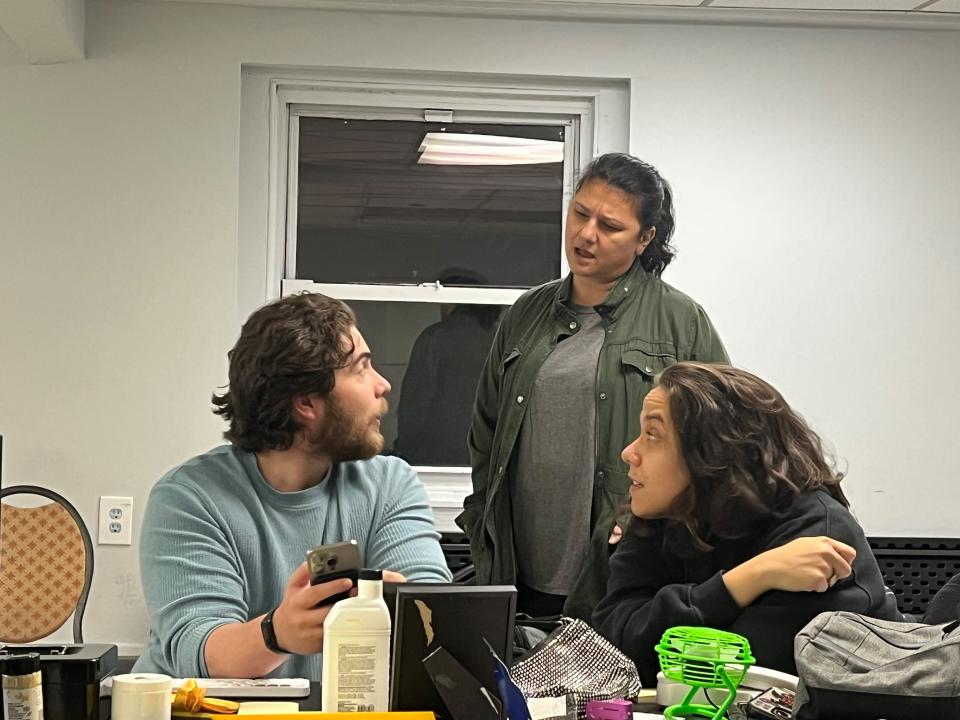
[133,445,452,679]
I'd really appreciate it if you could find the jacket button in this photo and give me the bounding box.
[598,470,605,478]
[517,395,525,404]
[644,366,653,374]
[569,321,577,330]
[599,393,607,400]
[497,466,504,474]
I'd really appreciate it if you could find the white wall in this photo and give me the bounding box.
[1,0,958,653]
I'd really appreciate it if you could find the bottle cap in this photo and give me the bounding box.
[359,568,383,581]
[1,653,40,676]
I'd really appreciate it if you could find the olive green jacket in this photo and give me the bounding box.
[455,258,728,619]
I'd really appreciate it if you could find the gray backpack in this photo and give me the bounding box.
[793,611,960,719]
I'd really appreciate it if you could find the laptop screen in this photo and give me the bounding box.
[386,584,516,719]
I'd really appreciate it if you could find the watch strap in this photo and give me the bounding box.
[261,606,291,655]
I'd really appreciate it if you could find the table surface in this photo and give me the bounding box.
[99,683,668,719]
[99,682,324,717]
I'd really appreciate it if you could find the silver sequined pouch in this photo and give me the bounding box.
[509,617,641,718]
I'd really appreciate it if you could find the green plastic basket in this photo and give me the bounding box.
[655,626,756,720]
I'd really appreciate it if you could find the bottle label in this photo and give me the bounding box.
[333,640,387,712]
[3,684,44,720]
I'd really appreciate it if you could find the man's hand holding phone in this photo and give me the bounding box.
[268,541,408,656]
[270,562,353,656]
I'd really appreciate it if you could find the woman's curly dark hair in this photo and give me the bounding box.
[576,153,677,277]
[633,362,848,551]
[211,293,356,452]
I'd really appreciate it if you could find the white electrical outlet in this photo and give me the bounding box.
[98,496,134,545]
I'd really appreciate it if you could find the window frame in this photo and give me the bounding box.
[240,68,629,526]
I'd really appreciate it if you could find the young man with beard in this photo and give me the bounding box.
[134,293,451,680]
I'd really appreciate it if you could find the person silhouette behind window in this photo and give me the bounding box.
[394,270,502,467]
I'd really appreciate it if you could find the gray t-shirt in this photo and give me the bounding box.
[511,305,605,595]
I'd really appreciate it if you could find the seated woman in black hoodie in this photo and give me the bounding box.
[592,362,902,685]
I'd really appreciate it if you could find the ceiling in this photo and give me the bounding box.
[3,0,958,67]
[143,0,960,21]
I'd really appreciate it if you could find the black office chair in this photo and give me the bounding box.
[869,537,960,617]
[440,532,476,584]
[0,485,94,643]
[451,564,476,584]
[924,572,960,624]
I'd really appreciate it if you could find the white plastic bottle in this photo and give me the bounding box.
[321,568,392,713]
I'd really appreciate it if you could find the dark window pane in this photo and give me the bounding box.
[296,118,563,288]
[348,299,505,466]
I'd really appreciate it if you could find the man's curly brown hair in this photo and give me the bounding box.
[632,362,848,552]
[211,293,356,452]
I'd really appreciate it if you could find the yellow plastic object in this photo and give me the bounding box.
[171,679,241,715]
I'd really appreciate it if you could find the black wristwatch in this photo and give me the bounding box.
[261,607,291,655]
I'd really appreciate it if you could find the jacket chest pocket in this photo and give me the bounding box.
[499,347,522,377]
[618,344,677,439]
[620,345,676,379]
[497,347,523,398]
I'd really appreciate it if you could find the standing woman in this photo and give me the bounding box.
[456,153,728,618]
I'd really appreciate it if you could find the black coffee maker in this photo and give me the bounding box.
[0,644,118,720]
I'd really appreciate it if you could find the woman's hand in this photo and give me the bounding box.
[723,536,856,607]
[761,536,856,593]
